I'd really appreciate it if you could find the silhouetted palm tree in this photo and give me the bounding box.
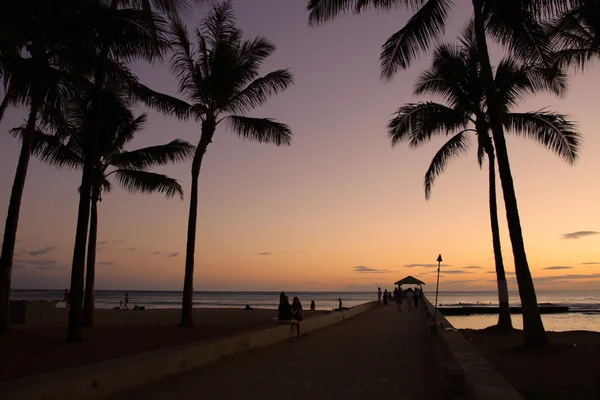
[0,0,99,332]
[65,0,195,342]
[168,1,294,327]
[307,0,571,345]
[388,26,580,330]
[20,86,194,326]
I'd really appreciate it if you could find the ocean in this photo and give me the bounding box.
[11,289,600,332]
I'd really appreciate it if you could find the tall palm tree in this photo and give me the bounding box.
[388,27,580,330]
[65,0,195,342]
[168,1,294,327]
[0,0,98,332]
[22,86,194,327]
[306,0,572,345]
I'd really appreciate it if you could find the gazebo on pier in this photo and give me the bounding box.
[394,275,426,289]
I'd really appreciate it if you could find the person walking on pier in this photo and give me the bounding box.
[413,287,420,309]
[406,289,413,311]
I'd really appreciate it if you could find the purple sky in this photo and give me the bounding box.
[1,1,599,291]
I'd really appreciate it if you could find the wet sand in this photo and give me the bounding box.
[1,308,325,382]
[461,328,600,400]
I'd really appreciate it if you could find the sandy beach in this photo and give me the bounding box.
[1,307,325,382]
[461,328,600,400]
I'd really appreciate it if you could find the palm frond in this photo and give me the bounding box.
[202,0,238,48]
[110,139,195,169]
[388,102,468,147]
[112,169,184,199]
[226,116,292,145]
[307,0,355,26]
[112,114,148,151]
[484,0,553,66]
[168,15,198,98]
[380,0,453,80]
[424,130,471,200]
[225,69,294,114]
[503,110,581,164]
[12,127,84,169]
[132,82,192,119]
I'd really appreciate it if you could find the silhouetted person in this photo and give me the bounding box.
[377,287,382,305]
[278,295,293,321]
[310,300,315,311]
[124,293,129,310]
[383,289,388,305]
[280,291,285,305]
[63,289,70,309]
[339,298,342,309]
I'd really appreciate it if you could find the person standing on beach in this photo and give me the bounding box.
[63,289,70,309]
[377,287,382,305]
[310,300,315,311]
[124,293,129,310]
[383,289,388,305]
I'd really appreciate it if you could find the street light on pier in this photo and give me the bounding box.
[434,254,442,325]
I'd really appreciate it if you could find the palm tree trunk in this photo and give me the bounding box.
[472,0,547,345]
[82,185,100,327]
[67,45,111,343]
[0,95,40,332]
[487,147,513,330]
[181,124,214,327]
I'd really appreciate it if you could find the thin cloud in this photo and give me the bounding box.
[168,252,179,258]
[562,231,599,239]
[35,264,63,271]
[581,262,600,265]
[543,266,573,270]
[98,241,108,245]
[255,252,272,256]
[404,263,450,268]
[97,261,114,266]
[126,248,136,252]
[153,251,161,255]
[535,273,600,282]
[353,266,391,274]
[486,271,515,275]
[441,270,473,275]
[463,266,482,269]
[113,239,125,244]
[22,246,54,256]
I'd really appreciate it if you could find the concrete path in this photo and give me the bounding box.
[108,304,445,400]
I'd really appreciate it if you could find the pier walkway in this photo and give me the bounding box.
[108,304,445,400]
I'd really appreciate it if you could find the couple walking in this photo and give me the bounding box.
[278,291,303,338]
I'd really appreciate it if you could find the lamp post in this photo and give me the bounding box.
[433,254,442,325]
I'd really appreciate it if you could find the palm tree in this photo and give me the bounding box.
[388,27,580,330]
[0,0,98,332]
[22,86,194,327]
[168,1,294,327]
[306,0,571,345]
[65,0,195,342]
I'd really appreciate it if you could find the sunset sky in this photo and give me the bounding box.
[1,0,599,292]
